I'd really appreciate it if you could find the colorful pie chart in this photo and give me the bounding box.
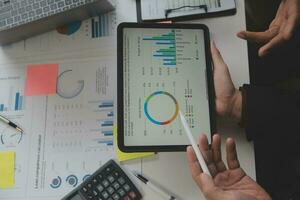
[56,21,81,35]
[144,91,179,125]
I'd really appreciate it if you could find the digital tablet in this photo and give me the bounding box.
[117,23,216,152]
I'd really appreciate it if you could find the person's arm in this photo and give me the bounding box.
[211,41,300,143]
[186,134,271,200]
[241,84,300,143]
[211,41,300,199]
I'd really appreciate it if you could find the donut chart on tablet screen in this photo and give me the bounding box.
[144,91,179,125]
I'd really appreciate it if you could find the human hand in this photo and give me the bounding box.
[237,0,300,57]
[211,41,242,120]
[187,134,271,200]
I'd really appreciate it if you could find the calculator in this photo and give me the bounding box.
[61,160,142,200]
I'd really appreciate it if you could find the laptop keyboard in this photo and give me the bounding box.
[0,0,97,30]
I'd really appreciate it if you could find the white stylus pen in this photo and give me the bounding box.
[179,111,211,176]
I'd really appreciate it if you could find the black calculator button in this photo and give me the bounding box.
[113,182,120,190]
[118,189,126,197]
[98,174,104,180]
[92,178,98,184]
[82,186,88,193]
[112,193,120,200]
[106,166,112,173]
[96,184,104,192]
[123,184,130,192]
[107,186,115,194]
[102,191,109,199]
[118,177,125,185]
[87,183,93,188]
[108,175,115,183]
[113,171,120,177]
[92,189,99,196]
[102,180,110,187]
[108,198,113,200]
[86,193,94,199]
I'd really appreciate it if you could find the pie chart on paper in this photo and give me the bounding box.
[56,21,82,35]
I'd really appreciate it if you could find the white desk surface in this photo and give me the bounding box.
[117,0,254,200]
[0,0,254,199]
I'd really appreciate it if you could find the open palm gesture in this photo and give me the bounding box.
[238,0,300,57]
[186,134,271,200]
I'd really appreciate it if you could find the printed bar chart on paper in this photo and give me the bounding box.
[0,70,26,113]
[0,58,118,199]
[0,90,24,112]
[91,14,111,38]
[98,100,114,108]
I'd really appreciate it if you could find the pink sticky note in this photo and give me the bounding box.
[25,64,58,96]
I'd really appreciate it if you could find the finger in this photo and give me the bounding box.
[210,41,227,69]
[210,41,232,78]
[237,29,278,43]
[259,12,299,57]
[282,13,299,41]
[226,138,240,169]
[188,145,225,199]
[258,33,285,57]
[211,134,227,172]
[187,146,203,179]
[199,134,218,176]
[269,1,285,28]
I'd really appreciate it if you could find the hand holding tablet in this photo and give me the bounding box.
[117,23,216,152]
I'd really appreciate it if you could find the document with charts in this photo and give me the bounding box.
[0,11,117,62]
[0,2,142,199]
[138,0,236,21]
[0,55,118,200]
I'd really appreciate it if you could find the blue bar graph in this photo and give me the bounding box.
[99,100,114,108]
[143,30,177,66]
[102,130,113,136]
[107,111,113,117]
[18,95,23,110]
[98,140,113,146]
[13,92,23,111]
[156,42,175,45]
[91,18,95,38]
[91,14,109,38]
[0,91,24,112]
[95,21,99,38]
[100,14,104,36]
[15,92,20,111]
[99,120,113,127]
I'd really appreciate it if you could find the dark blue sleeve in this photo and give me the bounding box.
[242,84,300,145]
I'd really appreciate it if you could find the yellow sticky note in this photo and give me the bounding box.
[0,151,15,188]
[114,127,154,162]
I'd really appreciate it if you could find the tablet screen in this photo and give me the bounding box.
[123,27,212,146]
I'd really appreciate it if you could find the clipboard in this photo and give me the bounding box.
[136,0,236,22]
